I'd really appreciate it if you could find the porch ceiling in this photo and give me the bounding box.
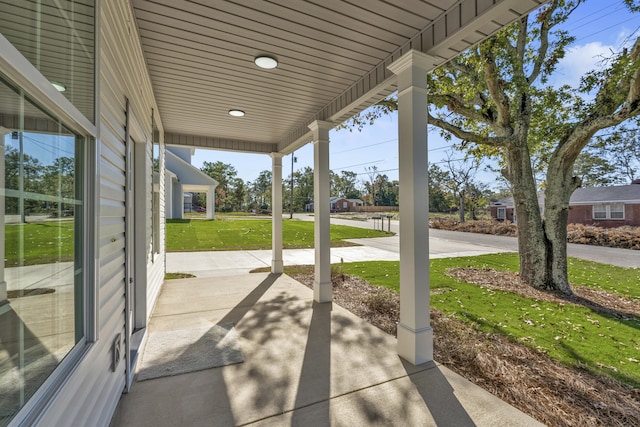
[132,0,545,154]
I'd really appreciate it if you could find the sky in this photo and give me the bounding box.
[190,1,639,189]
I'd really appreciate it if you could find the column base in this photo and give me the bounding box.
[313,280,332,303]
[271,260,283,274]
[397,323,433,365]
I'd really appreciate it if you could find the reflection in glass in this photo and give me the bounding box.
[0,76,84,425]
[152,113,160,257]
[0,1,96,121]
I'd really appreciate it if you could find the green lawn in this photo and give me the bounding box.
[5,222,75,267]
[336,254,640,388]
[166,218,393,251]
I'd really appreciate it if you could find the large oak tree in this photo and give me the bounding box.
[354,0,640,294]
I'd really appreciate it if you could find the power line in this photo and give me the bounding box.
[332,138,396,154]
[571,15,639,44]
[351,158,467,177]
[332,159,385,171]
[354,167,399,176]
[564,3,622,28]
[565,4,627,34]
[22,135,75,157]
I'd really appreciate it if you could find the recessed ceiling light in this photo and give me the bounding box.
[51,81,66,92]
[228,109,245,117]
[254,55,278,69]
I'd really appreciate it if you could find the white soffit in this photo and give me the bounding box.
[132,0,546,154]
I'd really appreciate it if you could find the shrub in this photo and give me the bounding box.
[430,218,640,250]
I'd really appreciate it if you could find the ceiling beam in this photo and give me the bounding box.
[164,132,277,154]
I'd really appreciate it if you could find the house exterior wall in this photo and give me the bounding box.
[490,206,515,222]
[490,203,640,227]
[568,204,640,227]
[25,1,166,425]
[332,198,349,212]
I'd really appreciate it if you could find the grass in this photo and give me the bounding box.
[3,217,391,265]
[5,222,75,266]
[336,253,640,388]
[165,272,197,280]
[166,218,393,251]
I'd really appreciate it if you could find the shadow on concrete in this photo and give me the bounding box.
[402,360,476,427]
[217,273,281,326]
[113,273,538,426]
[290,301,331,425]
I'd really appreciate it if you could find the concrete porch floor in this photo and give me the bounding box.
[111,273,543,427]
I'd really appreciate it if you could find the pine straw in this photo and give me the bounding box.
[289,269,640,427]
[429,218,640,250]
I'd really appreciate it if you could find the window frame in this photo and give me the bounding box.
[592,203,625,220]
[496,207,506,220]
[0,32,98,426]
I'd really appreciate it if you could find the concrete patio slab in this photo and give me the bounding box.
[111,273,543,427]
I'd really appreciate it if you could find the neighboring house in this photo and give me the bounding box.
[0,1,544,426]
[491,180,640,227]
[490,193,545,224]
[567,181,640,227]
[332,197,364,212]
[306,197,364,212]
[164,147,218,220]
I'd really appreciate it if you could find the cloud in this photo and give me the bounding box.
[552,41,616,87]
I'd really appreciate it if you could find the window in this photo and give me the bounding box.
[151,115,160,258]
[0,76,85,423]
[343,201,347,209]
[497,207,506,220]
[610,203,624,219]
[593,203,625,220]
[0,1,96,121]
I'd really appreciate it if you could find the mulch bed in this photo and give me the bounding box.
[289,268,640,427]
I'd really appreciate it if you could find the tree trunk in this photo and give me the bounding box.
[458,194,465,222]
[543,202,573,295]
[505,145,548,289]
[543,154,582,296]
[506,142,576,295]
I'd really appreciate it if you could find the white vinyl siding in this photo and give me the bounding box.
[593,203,624,220]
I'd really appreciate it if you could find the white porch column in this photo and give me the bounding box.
[206,186,215,220]
[270,153,284,274]
[388,50,437,365]
[309,120,333,303]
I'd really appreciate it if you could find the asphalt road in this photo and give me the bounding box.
[292,214,639,269]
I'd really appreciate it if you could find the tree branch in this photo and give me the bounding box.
[429,93,494,124]
[480,42,511,127]
[527,1,556,83]
[513,17,528,81]
[623,36,640,114]
[551,36,640,172]
[427,112,505,146]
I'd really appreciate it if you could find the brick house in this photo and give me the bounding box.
[491,180,640,227]
[331,197,364,212]
[306,197,364,212]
